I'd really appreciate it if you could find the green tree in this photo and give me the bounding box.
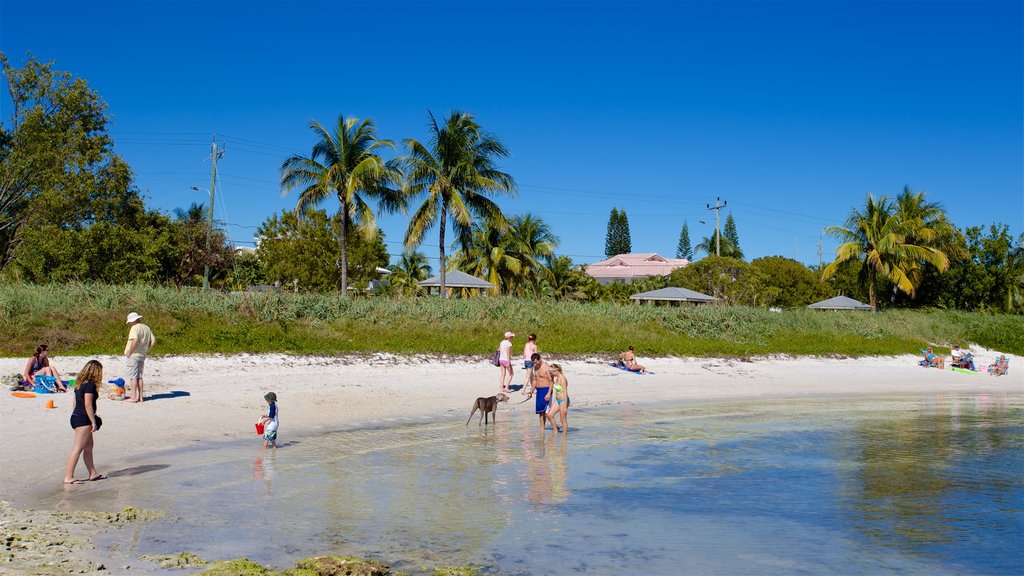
[1,53,129,271]
[544,255,590,300]
[504,213,558,296]
[280,116,403,294]
[256,208,388,292]
[695,230,741,259]
[676,220,693,260]
[750,256,828,308]
[605,208,620,257]
[231,251,267,291]
[604,207,631,256]
[402,111,515,298]
[668,256,763,305]
[822,194,949,311]
[387,249,431,296]
[723,213,743,259]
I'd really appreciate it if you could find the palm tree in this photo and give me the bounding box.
[280,116,403,294]
[695,230,741,258]
[387,250,432,296]
[822,194,949,310]
[402,111,515,298]
[504,214,558,296]
[174,202,206,224]
[449,220,521,293]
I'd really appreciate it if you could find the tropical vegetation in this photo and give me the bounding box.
[1,53,1022,333]
[401,110,515,298]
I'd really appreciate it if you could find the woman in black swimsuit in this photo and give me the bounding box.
[63,360,105,484]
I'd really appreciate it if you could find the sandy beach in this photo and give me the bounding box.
[2,350,1020,501]
[0,350,1021,574]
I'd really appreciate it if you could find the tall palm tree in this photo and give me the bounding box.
[504,214,558,296]
[822,194,949,310]
[280,116,403,293]
[402,111,515,298]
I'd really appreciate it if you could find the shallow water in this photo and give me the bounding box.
[43,394,1024,575]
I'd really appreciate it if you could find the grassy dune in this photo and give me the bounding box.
[1,283,1021,358]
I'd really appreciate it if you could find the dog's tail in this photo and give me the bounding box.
[466,404,479,426]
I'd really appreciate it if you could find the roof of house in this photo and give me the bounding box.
[807,295,873,310]
[418,269,495,289]
[585,253,690,280]
[629,286,717,303]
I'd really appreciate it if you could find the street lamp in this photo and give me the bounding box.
[191,186,215,289]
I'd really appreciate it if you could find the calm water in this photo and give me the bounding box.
[46,394,1023,575]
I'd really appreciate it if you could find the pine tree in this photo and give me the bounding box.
[618,209,632,254]
[724,214,743,259]
[605,208,620,257]
[677,220,693,260]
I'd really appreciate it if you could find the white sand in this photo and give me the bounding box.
[1,350,1020,500]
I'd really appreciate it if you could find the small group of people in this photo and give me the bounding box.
[496,331,570,435]
[60,312,156,485]
[918,345,1010,376]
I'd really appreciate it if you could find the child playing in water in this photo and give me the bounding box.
[258,392,279,449]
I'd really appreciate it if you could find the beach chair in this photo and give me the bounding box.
[32,375,58,394]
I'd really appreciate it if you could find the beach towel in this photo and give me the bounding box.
[951,367,979,376]
[607,362,653,375]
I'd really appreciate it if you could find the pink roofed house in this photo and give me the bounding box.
[585,253,690,284]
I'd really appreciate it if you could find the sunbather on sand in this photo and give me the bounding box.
[621,346,647,374]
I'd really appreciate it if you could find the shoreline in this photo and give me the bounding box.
[1,351,1020,575]
[3,351,1019,501]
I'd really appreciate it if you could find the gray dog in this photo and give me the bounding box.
[466,393,509,426]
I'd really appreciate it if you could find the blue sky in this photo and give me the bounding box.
[2,0,1021,270]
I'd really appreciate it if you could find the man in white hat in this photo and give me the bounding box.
[123,312,156,403]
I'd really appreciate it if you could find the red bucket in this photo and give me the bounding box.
[255,422,265,435]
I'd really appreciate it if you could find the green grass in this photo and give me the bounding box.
[1,283,1021,358]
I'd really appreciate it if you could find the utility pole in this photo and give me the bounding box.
[203,136,225,290]
[706,197,727,257]
[817,237,823,270]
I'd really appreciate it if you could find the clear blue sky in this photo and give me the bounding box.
[2,1,1021,270]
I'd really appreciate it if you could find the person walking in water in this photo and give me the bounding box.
[528,353,560,435]
[521,333,538,395]
[498,331,515,392]
[123,312,156,403]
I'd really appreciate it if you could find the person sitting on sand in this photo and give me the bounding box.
[919,348,944,369]
[23,344,66,392]
[988,355,1008,376]
[951,345,976,371]
[621,346,647,374]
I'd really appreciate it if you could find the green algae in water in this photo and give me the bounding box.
[140,551,208,568]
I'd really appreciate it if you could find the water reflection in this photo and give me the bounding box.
[53,394,1023,575]
[842,394,1022,563]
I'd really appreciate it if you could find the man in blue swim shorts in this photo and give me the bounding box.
[528,353,560,435]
